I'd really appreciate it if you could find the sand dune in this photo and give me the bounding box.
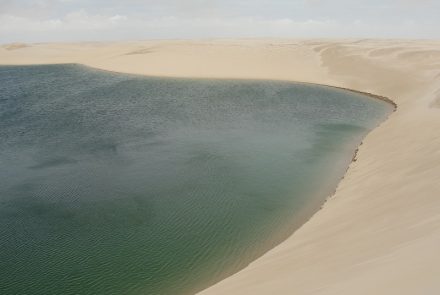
[1,39,440,294]
[2,42,29,51]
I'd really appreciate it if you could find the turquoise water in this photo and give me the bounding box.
[0,65,392,295]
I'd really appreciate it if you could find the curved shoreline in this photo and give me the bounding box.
[1,39,439,294]
[85,66,398,294]
[6,62,399,293]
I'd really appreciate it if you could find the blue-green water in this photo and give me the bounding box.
[0,65,392,295]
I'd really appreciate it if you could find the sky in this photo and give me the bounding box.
[1,0,440,43]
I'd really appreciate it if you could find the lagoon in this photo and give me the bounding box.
[0,64,392,295]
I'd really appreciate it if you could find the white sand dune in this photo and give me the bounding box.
[1,39,440,294]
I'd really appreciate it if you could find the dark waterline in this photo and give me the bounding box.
[0,65,392,295]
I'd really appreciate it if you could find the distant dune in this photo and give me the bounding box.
[1,39,440,294]
[2,42,29,51]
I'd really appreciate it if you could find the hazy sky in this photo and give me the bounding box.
[1,0,439,43]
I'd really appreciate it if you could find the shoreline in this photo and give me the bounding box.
[0,62,398,109]
[1,39,439,294]
[0,62,396,294]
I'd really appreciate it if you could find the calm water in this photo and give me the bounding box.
[0,65,392,295]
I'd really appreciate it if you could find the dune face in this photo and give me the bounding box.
[1,39,440,294]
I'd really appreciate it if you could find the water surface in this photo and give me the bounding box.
[0,65,392,294]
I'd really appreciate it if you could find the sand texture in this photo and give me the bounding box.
[1,39,440,294]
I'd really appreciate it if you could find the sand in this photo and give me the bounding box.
[1,39,440,294]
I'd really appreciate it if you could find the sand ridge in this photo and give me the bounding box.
[1,39,440,294]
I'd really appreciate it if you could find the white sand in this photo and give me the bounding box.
[1,39,440,294]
